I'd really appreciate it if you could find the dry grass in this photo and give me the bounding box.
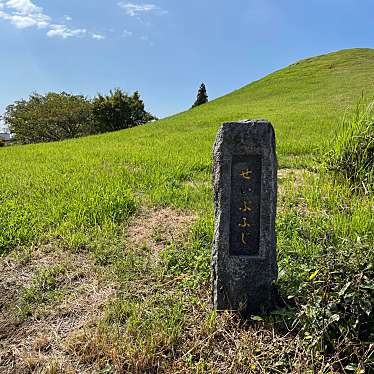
[277,168,315,217]
[62,286,314,373]
[0,195,361,373]
[0,208,197,373]
[126,207,196,252]
[166,310,312,374]
[0,246,115,373]
[277,168,311,190]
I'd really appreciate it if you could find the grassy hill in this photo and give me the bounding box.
[2,48,374,251]
[0,48,373,372]
[165,47,374,160]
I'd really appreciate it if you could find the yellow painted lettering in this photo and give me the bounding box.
[239,169,252,180]
[239,200,252,213]
[238,217,251,228]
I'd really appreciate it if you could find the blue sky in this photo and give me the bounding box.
[0,0,373,124]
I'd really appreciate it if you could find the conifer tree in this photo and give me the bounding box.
[192,83,208,108]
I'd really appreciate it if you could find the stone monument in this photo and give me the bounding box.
[212,120,277,315]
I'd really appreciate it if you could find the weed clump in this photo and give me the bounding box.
[293,244,374,369]
[277,172,374,371]
[324,97,374,192]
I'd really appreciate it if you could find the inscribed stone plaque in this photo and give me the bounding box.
[212,120,278,314]
[229,155,262,256]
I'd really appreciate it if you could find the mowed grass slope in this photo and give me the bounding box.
[0,48,373,372]
[1,48,374,252]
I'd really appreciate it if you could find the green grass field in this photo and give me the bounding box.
[0,48,373,373]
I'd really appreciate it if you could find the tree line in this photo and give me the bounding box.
[2,83,209,145]
[2,89,156,144]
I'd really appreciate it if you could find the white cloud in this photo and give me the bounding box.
[118,3,155,16]
[118,2,167,17]
[8,14,46,28]
[0,0,50,28]
[0,1,103,40]
[122,29,132,37]
[91,32,105,40]
[47,24,86,39]
[7,13,48,28]
[6,0,41,14]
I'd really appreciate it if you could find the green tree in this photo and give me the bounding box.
[192,83,208,108]
[3,92,94,144]
[92,88,156,133]
[3,88,155,145]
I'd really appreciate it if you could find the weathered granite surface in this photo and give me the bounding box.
[212,120,278,315]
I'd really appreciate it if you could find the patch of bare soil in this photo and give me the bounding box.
[278,168,313,197]
[0,246,115,374]
[278,168,309,186]
[277,168,312,215]
[126,207,196,252]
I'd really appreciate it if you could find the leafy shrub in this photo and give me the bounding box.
[324,97,374,192]
[4,92,94,144]
[278,226,374,370]
[92,88,156,133]
[0,139,5,147]
[277,170,374,371]
[294,245,373,364]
